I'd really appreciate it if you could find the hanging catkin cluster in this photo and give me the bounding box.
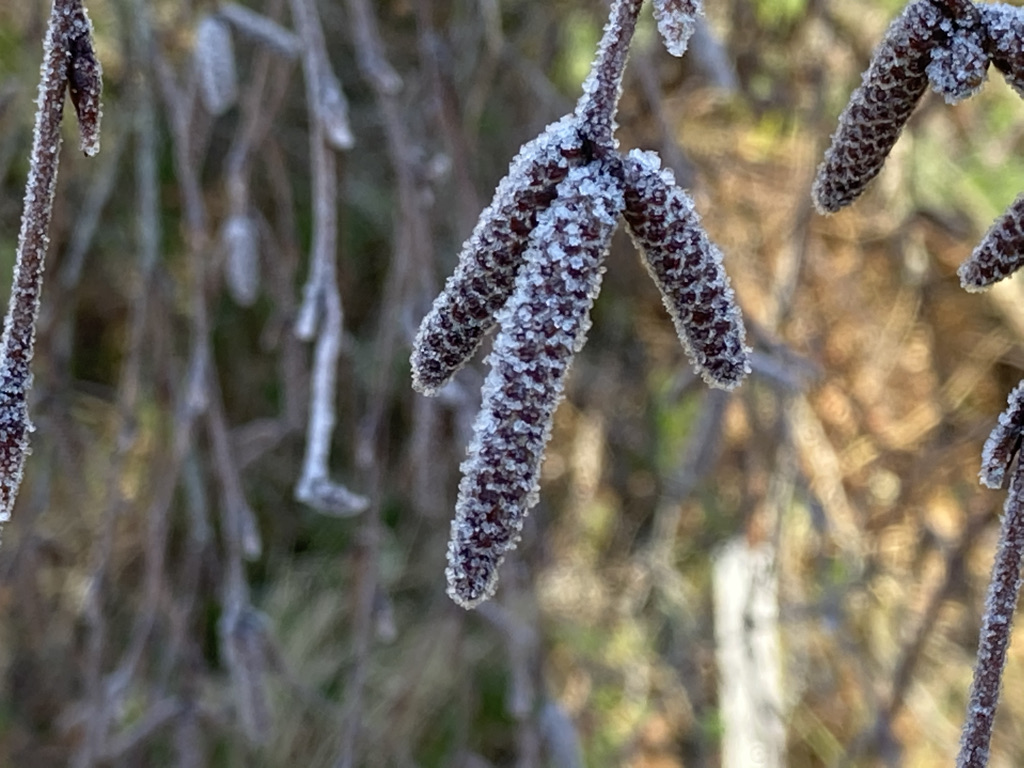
[814,2,1024,766]
[412,0,750,609]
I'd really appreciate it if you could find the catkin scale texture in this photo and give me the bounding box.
[445,164,624,608]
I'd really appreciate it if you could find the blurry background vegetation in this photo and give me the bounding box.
[1,0,1024,765]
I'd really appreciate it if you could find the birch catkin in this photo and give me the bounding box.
[446,163,623,608]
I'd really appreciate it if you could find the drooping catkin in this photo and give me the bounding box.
[411,115,585,395]
[980,380,1024,490]
[622,150,750,389]
[446,162,624,608]
[812,0,944,213]
[195,15,238,116]
[652,0,702,57]
[66,4,102,156]
[958,195,1024,292]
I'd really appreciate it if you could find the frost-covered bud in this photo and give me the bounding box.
[222,215,260,306]
[622,150,750,389]
[982,3,1024,97]
[66,4,102,156]
[652,0,702,57]
[411,116,585,395]
[958,195,1024,291]
[446,163,624,609]
[812,0,945,213]
[980,381,1024,490]
[196,15,238,116]
[927,15,988,104]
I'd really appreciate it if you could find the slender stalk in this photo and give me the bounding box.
[575,0,644,146]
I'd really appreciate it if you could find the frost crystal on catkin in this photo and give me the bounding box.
[652,0,702,57]
[812,1,943,213]
[195,15,238,116]
[926,12,988,103]
[958,195,1024,291]
[446,164,623,608]
[411,116,585,395]
[980,381,1024,490]
[622,150,750,389]
[982,4,1024,97]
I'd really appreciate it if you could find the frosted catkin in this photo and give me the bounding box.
[446,163,624,608]
[622,150,750,390]
[411,116,585,395]
[66,4,102,155]
[812,1,944,213]
[959,195,1024,292]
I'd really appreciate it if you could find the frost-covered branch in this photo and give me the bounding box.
[0,0,101,538]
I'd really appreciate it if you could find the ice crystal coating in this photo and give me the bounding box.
[411,116,585,395]
[446,163,624,608]
[222,215,260,306]
[195,15,238,116]
[958,195,1024,291]
[652,0,702,57]
[66,4,102,156]
[980,381,1024,490]
[622,150,750,389]
[812,0,944,213]
[982,3,1024,97]
[927,13,988,104]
